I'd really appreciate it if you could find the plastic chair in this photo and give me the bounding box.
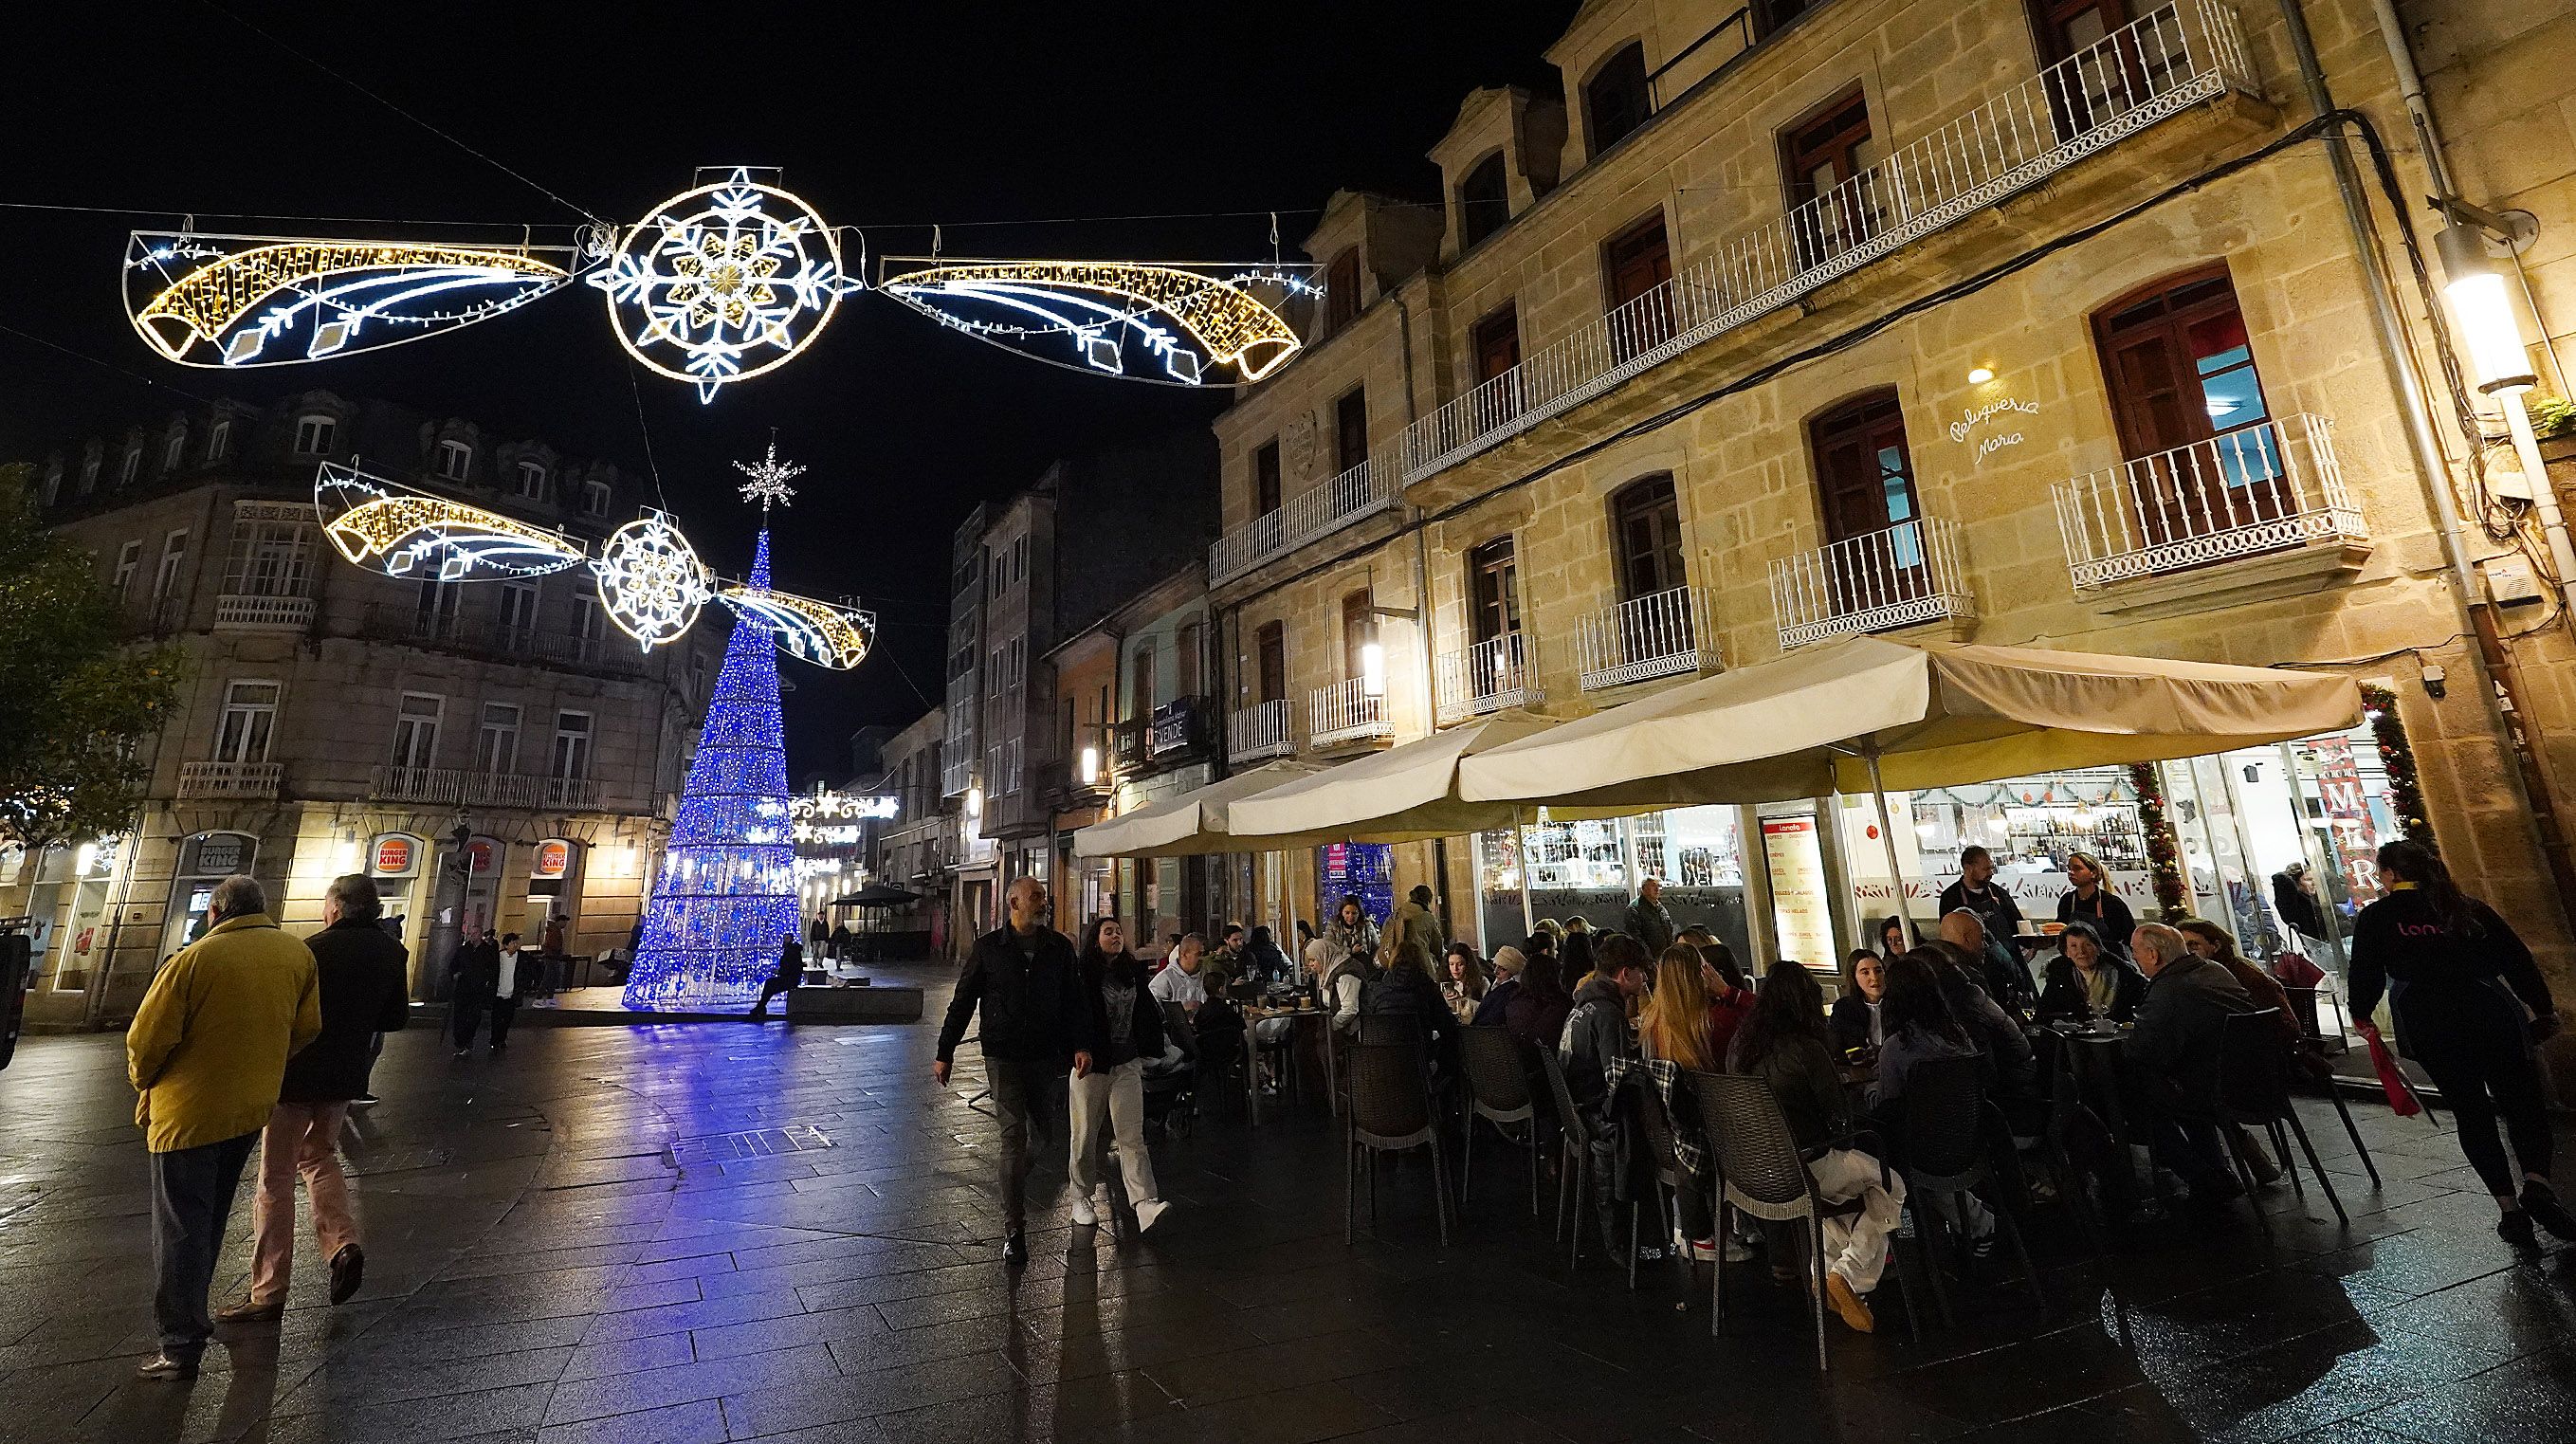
[1687,1069,1901,1367]
[1896,1053,2045,1325]
[1346,1040,1450,1246]
[1457,1026,1540,1216]
[2218,1009,2348,1226]
[1628,1073,1696,1291]
[1537,1048,1598,1270]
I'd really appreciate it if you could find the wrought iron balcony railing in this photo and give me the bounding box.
[1207,454,1402,584]
[1226,698,1297,764]
[1770,517,1976,649]
[1575,584,1714,691]
[1434,632,1537,724]
[2051,413,2365,592]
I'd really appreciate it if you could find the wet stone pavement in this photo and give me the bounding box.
[3,961,2572,1444]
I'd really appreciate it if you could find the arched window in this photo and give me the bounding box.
[1806,390,1918,547]
[1457,152,1509,249]
[2093,265,2271,460]
[1585,44,1652,155]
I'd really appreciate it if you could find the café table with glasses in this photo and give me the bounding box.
[1239,989,1328,1125]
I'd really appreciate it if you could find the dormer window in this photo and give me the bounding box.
[80,455,100,494]
[294,414,336,456]
[206,417,230,461]
[40,463,62,505]
[119,449,141,486]
[582,478,612,517]
[438,440,474,482]
[161,430,186,472]
[1323,248,1361,335]
[1458,152,1510,249]
[517,460,549,500]
[1585,43,1653,155]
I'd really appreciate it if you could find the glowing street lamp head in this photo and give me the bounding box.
[1079,745,1102,786]
[2438,221,2537,394]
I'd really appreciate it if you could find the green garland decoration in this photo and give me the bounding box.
[2361,683,2437,855]
[2128,761,2189,918]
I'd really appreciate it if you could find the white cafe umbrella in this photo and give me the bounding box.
[1070,759,1323,859]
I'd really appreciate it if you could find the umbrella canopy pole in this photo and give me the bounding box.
[1513,806,1535,936]
[1862,741,1913,946]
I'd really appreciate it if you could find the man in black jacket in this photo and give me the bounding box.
[2129,922,2254,1200]
[1563,934,1652,1257]
[934,876,1097,1265]
[219,874,409,1321]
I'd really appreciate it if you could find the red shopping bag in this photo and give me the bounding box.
[2363,1029,2424,1118]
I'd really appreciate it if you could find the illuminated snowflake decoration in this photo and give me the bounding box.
[589,169,861,402]
[733,439,803,512]
[590,510,713,651]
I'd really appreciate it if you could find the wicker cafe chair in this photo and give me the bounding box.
[1898,1054,2045,1326]
[1346,1040,1451,1247]
[1687,1069,1895,1369]
[1629,1073,1697,1291]
[1538,1047,1599,1270]
[2218,1008,2348,1226]
[1457,1026,1541,1216]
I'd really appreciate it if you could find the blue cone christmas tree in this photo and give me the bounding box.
[624,529,799,1011]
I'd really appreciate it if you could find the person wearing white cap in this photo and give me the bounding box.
[1472,945,1526,1026]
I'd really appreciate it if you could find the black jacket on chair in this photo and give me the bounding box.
[937,925,1100,1068]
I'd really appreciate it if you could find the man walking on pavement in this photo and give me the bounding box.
[934,875,1098,1266]
[220,873,410,1324]
[448,928,499,1056]
[1623,876,1675,958]
[126,874,320,1379]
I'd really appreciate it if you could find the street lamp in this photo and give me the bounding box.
[2437,220,2536,394]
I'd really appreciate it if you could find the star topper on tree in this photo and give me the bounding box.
[734,435,803,514]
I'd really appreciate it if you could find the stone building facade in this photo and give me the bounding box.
[8,393,701,1025]
[1199,0,2576,1066]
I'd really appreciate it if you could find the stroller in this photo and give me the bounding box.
[1143,1000,1200,1138]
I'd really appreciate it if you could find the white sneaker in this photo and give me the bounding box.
[1069,1195,1097,1227]
[1134,1198,1170,1234]
[1722,1237,1755,1263]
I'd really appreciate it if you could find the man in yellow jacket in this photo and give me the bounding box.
[126,873,320,1380]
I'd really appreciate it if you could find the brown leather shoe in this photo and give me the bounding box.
[213,1299,283,1324]
[1823,1271,1876,1334]
[329,1244,365,1305]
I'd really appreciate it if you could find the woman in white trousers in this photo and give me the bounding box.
[1069,919,1170,1234]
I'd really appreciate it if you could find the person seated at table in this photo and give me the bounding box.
[1876,916,1911,961]
[1729,960,1908,1334]
[1472,945,1524,1026]
[2035,921,2146,1026]
[1831,949,1886,1056]
[1561,930,1596,994]
[1939,909,2036,1013]
[1442,942,1488,1021]
[1926,940,2037,1103]
[1325,895,1379,963]
[2176,918,2302,1186]
[2055,852,2136,956]
[1322,946,1374,1037]
[1149,933,1210,1013]
[1563,934,1652,1258]
[1869,950,2001,1244]
[1617,948,1719,1261]
[1360,941,1453,1069]
[1242,925,1294,991]
[2127,922,2254,1202]
[1296,919,1324,978]
[1207,923,1248,992]
[1505,947,1572,1058]
[1692,941,1755,1064]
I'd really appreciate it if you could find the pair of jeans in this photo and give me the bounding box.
[1068,1058,1158,1208]
[985,1058,1054,1231]
[150,1131,261,1360]
[247,1103,356,1305]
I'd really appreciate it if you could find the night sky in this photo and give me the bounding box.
[0,2,1576,772]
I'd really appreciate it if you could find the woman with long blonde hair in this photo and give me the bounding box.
[1637,942,1717,1071]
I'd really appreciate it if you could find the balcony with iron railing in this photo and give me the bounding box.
[1434,631,1537,725]
[1770,516,1976,649]
[1399,2,2259,485]
[213,592,316,631]
[368,765,602,810]
[1575,584,1715,692]
[1226,698,1296,765]
[176,759,283,800]
[1308,677,1394,749]
[1207,454,1403,585]
[2051,413,2367,599]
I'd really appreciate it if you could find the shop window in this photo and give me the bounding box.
[1602,211,1674,361]
[1322,248,1361,335]
[1584,43,1652,155]
[215,681,280,763]
[1782,87,1881,267]
[1457,152,1509,249]
[1254,439,1282,517]
[1333,387,1369,475]
[1609,474,1687,601]
[1255,621,1287,702]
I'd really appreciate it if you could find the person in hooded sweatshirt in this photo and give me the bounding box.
[2349,840,2569,1247]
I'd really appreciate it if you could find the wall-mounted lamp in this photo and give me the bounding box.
[1079,745,1101,785]
[964,784,984,819]
[1360,641,1387,698]
[1966,366,1996,385]
[2438,220,2537,394]
[2421,664,2448,700]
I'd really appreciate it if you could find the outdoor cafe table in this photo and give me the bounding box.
[1239,1000,1328,1125]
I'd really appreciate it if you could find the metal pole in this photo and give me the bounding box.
[1863,743,1913,945]
[1512,806,1535,936]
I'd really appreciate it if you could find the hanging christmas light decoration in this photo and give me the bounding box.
[874,257,1313,385]
[315,464,590,579]
[118,170,1310,397]
[590,510,715,651]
